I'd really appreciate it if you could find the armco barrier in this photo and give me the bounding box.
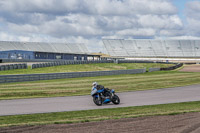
[148,68,160,72]
[0,63,27,71]
[0,68,146,83]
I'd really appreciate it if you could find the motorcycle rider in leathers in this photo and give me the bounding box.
[92,82,110,97]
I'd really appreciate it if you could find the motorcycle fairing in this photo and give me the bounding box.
[103,99,110,103]
[97,89,104,93]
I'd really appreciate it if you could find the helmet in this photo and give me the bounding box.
[92,82,98,87]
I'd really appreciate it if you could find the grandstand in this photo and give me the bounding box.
[0,41,99,60]
[103,39,200,58]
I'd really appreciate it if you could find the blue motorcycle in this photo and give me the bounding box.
[91,88,120,106]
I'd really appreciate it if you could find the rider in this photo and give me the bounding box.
[92,82,103,90]
[92,82,110,97]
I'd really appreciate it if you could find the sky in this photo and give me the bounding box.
[0,0,200,52]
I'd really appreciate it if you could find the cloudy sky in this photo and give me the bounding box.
[0,0,200,52]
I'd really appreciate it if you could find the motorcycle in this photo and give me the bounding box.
[91,88,120,106]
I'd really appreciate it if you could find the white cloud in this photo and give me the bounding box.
[138,15,183,29]
[0,0,177,15]
[159,29,185,37]
[0,0,195,52]
[185,1,200,36]
[168,36,200,40]
[8,23,39,34]
[116,28,155,37]
[186,1,200,19]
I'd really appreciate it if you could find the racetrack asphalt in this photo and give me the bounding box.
[0,84,200,116]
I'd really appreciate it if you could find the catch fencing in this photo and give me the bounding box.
[0,68,146,83]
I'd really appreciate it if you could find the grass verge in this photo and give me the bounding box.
[1,71,200,100]
[0,101,200,127]
[0,63,173,75]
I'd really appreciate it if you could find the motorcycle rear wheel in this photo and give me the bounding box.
[93,96,102,106]
[112,95,120,104]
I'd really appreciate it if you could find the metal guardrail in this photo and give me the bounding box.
[0,69,146,83]
[148,68,160,72]
[0,64,28,71]
[0,60,183,83]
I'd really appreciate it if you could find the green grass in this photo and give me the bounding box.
[0,63,173,75]
[0,71,200,100]
[0,64,199,128]
[0,101,200,127]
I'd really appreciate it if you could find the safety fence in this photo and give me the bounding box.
[0,63,183,83]
[148,68,161,72]
[0,69,146,83]
[0,63,28,71]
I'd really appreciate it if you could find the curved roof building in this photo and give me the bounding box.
[0,41,97,60]
[0,41,89,54]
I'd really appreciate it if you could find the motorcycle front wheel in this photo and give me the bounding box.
[93,96,102,106]
[112,94,120,104]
